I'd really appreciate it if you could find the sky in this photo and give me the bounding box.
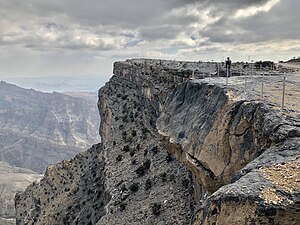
[0,0,299,86]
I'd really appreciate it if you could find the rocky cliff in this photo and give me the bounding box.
[15,59,300,225]
[0,81,100,173]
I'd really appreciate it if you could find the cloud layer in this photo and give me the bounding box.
[0,0,299,78]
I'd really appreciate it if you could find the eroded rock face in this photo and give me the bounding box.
[15,59,300,225]
[15,59,196,225]
[157,82,274,195]
[15,144,107,225]
[0,81,100,173]
[0,161,42,225]
[197,139,300,225]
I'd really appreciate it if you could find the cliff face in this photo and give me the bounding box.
[0,81,100,173]
[15,59,300,225]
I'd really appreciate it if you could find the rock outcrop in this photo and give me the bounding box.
[15,59,300,225]
[0,161,42,225]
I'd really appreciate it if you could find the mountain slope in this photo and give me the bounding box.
[0,81,100,173]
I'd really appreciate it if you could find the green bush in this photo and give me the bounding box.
[145,178,152,190]
[130,149,136,157]
[166,153,173,162]
[131,159,136,165]
[182,178,189,188]
[151,146,158,154]
[131,130,137,137]
[151,203,161,216]
[116,154,123,162]
[129,182,139,192]
[120,202,126,211]
[123,145,130,152]
[160,172,167,182]
[136,159,151,176]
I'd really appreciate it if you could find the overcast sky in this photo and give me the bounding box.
[0,0,299,81]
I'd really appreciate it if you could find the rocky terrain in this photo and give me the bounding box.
[0,81,100,173]
[0,81,100,224]
[15,59,300,224]
[0,161,42,225]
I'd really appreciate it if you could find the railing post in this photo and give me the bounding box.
[261,72,264,99]
[244,67,247,94]
[282,76,286,110]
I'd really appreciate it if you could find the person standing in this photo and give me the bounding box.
[225,57,231,77]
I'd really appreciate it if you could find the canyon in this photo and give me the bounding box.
[15,59,300,224]
[0,81,100,224]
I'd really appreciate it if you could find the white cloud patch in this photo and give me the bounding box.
[234,0,281,18]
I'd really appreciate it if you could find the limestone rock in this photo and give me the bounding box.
[0,81,100,173]
[15,59,300,225]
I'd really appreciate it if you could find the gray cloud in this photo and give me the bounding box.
[0,0,298,79]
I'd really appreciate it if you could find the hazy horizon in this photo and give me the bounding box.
[1,74,108,93]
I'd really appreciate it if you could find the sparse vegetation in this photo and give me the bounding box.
[182,178,189,188]
[116,154,123,162]
[136,159,151,176]
[130,149,136,157]
[120,202,126,211]
[166,153,173,162]
[160,172,167,182]
[123,145,130,152]
[129,182,139,192]
[151,203,161,216]
[131,129,137,137]
[151,146,158,154]
[145,178,152,190]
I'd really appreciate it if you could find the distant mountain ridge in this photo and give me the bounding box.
[0,81,100,224]
[0,81,100,173]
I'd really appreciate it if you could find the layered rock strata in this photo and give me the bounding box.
[0,81,100,173]
[15,59,300,225]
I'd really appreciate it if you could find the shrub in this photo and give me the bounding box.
[182,178,189,188]
[130,149,136,157]
[129,182,139,192]
[122,115,128,123]
[160,172,167,182]
[120,202,126,211]
[131,130,137,137]
[166,153,173,162]
[145,178,152,190]
[131,159,136,165]
[136,159,151,176]
[151,203,161,216]
[169,174,175,182]
[116,154,123,162]
[123,145,130,152]
[151,146,158,154]
[142,127,148,135]
[144,149,148,156]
